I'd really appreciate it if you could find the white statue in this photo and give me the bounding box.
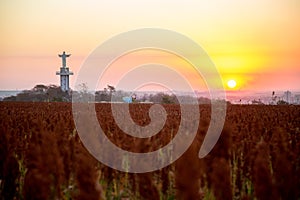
[58,51,71,68]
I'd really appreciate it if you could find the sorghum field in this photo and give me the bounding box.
[0,102,299,200]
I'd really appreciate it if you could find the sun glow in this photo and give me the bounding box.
[227,79,237,89]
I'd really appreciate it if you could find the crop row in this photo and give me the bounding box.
[0,102,299,199]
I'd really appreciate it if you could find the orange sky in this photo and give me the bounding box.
[97,49,207,92]
[1,0,300,91]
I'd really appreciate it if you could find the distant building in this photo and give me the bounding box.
[295,95,300,105]
[283,90,292,104]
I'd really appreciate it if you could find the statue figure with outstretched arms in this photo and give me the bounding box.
[58,51,71,68]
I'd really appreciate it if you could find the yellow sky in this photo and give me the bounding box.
[0,0,300,91]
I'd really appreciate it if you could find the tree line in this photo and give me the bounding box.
[2,84,213,104]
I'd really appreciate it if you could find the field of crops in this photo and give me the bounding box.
[0,102,299,200]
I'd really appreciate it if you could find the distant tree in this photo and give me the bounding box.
[149,92,164,103]
[77,83,88,94]
[2,95,16,101]
[95,85,116,102]
[277,100,289,105]
[148,92,177,104]
[3,84,71,102]
[141,94,149,102]
[47,85,70,102]
[95,90,109,102]
[197,97,211,104]
[33,84,48,92]
[107,85,115,93]
[162,94,176,104]
[252,99,264,105]
[74,83,94,102]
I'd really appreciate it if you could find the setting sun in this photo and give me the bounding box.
[227,79,237,89]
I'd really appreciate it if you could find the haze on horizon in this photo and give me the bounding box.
[1,0,300,92]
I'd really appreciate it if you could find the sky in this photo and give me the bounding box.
[1,0,300,92]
